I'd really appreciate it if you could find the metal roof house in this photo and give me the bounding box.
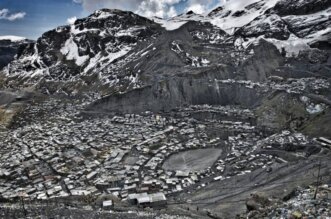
[128,192,167,208]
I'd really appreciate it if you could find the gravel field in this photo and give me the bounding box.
[163,148,223,172]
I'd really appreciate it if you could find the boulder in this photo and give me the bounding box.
[246,194,271,212]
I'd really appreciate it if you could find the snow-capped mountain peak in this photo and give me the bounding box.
[1,0,330,95]
[0,35,26,42]
[3,9,162,84]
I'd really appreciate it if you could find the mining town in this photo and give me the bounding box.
[0,0,331,218]
[0,88,330,218]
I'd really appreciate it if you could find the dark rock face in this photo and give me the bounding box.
[283,12,331,39]
[232,10,246,17]
[245,1,266,11]
[236,15,291,40]
[208,7,224,17]
[186,10,195,15]
[88,72,264,114]
[299,49,329,64]
[273,0,331,16]
[88,40,283,114]
[234,2,331,41]
[0,42,16,70]
[0,40,32,70]
[237,40,284,81]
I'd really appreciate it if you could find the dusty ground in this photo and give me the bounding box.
[169,156,331,218]
[162,148,223,172]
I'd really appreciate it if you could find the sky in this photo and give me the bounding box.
[0,0,222,40]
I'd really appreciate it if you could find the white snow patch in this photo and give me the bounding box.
[93,10,115,19]
[153,12,207,31]
[0,35,26,42]
[151,17,187,31]
[300,96,327,115]
[201,58,210,65]
[115,26,146,37]
[306,104,325,114]
[171,41,183,53]
[237,35,311,57]
[30,69,45,78]
[60,37,89,66]
[84,46,131,73]
[264,34,310,57]
[210,0,279,34]
[67,16,77,25]
[71,25,99,35]
[140,50,150,57]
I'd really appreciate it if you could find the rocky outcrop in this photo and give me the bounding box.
[302,109,331,137]
[256,92,309,131]
[256,91,331,137]
[235,15,291,40]
[4,9,163,85]
[246,194,271,212]
[0,39,32,70]
[87,71,264,114]
[0,105,21,128]
[237,39,284,81]
[273,0,331,16]
[87,39,283,114]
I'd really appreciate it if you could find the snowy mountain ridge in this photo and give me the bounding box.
[154,0,330,55]
[0,35,26,42]
[1,0,330,95]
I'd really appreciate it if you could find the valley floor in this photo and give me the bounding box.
[0,93,329,218]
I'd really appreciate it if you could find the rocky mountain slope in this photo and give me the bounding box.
[0,0,330,135]
[0,36,32,70]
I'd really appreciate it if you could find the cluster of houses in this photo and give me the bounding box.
[216,77,330,95]
[0,97,324,210]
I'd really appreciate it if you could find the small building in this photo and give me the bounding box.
[175,170,189,177]
[102,200,113,210]
[147,192,167,208]
[86,171,98,180]
[128,192,167,208]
